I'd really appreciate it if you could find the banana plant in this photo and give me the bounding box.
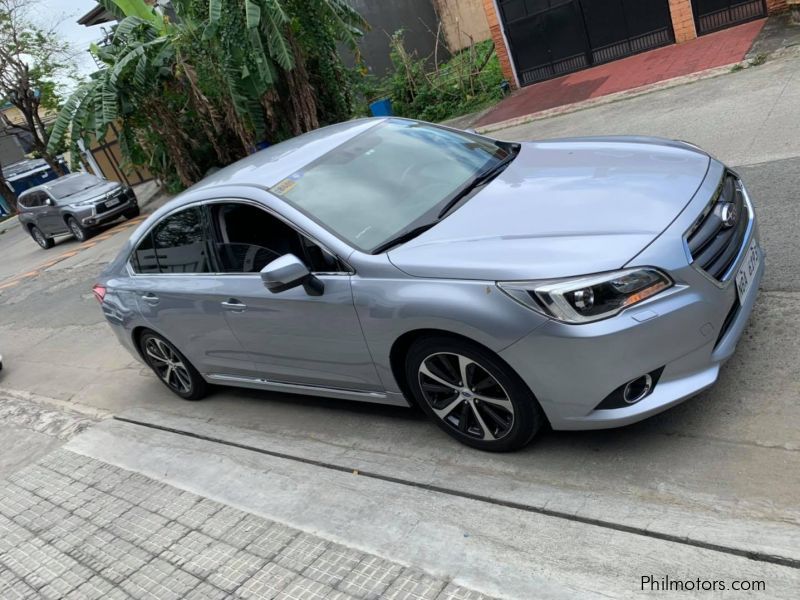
[48,0,366,186]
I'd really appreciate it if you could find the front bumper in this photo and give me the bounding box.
[500,168,764,430]
[80,193,137,227]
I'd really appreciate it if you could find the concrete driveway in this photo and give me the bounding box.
[1,55,799,598]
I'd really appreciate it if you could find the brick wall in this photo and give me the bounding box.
[482,0,517,87]
[766,0,788,13]
[668,0,698,43]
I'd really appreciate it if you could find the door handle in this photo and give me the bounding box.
[141,293,160,305]
[221,299,247,312]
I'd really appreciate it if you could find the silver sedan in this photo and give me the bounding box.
[95,118,763,451]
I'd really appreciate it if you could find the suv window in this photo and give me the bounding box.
[131,206,213,274]
[208,202,343,273]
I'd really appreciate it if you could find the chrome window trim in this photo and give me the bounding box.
[125,197,355,277]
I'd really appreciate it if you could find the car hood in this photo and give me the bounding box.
[59,181,121,205]
[388,137,711,280]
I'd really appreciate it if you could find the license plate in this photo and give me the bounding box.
[735,239,760,300]
[105,198,120,208]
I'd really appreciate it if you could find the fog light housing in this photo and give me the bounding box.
[623,374,653,404]
[595,367,664,410]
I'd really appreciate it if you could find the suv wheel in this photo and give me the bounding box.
[139,331,208,401]
[66,216,89,242]
[123,206,140,219]
[405,336,544,452]
[30,226,54,249]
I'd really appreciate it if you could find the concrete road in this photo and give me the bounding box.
[492,50,800,169]
[2,56,800,597]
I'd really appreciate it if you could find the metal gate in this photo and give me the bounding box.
[691,0,766,35]
[498,0,675,86]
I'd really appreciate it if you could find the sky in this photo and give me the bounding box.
[38,0,109,85]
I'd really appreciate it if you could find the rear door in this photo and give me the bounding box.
[130,204,253,377]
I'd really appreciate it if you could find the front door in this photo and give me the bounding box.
[206,201,382,392]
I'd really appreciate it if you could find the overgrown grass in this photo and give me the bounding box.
[355,36,507,122]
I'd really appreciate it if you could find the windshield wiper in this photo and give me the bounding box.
[371,222,439,254]
[436,148,519,219]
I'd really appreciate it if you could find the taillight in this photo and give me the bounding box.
[92,284,107,303]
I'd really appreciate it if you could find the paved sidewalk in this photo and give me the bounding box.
[0,449,495,600]
[476,19,766,128]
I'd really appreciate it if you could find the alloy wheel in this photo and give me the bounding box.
[418,352,515,441]
[32,228,47,248]
[68,219,85,241]
[143,336,193,394]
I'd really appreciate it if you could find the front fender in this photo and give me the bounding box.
[352,276,548,393]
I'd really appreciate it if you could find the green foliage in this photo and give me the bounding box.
[373,34,505,123]
[51,0,366,189]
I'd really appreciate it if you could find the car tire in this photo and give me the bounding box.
[66,216,90,242]
[30,226,54,249]
[139,331,208,401]
[405,336,545,452]
[123,206,140,219]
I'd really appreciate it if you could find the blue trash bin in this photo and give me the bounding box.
[369,98,393,117]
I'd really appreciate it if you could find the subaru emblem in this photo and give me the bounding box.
[720,203,738,228]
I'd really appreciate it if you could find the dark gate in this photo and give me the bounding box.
[499,1,675,86]
[691,0,766,35]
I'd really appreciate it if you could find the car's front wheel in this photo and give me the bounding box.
[66,216,89,242]
[139,331,208,401]
[405,336,545,452]
[29,226,54,249]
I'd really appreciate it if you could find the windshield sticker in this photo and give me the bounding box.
[272,172,303,196]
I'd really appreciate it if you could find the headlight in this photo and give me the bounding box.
[498,268,672,324]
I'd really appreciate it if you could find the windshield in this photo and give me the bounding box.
[50,174,103,200]
[271,120,512,252]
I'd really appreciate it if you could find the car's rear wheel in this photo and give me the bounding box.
[405,336,544,451]
[123,206,140,219]
[66,216,89,242]
[30,226,54,249]
[139,331,208,401]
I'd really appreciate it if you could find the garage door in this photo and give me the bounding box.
[691,0,766,35]
[498,0,675,86]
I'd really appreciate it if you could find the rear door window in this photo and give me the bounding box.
[131,206,214,274]
[20,192,41,208]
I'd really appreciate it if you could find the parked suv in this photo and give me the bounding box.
[18,173,139,249]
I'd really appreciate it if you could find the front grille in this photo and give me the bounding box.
[95,192,123,214]
[685,173,749,282]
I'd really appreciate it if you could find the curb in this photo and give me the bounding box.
[475,62,743,135]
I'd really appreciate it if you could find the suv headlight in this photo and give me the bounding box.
[498,268,672,324]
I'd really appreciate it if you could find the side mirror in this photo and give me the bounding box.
[260,254,324,296]
[44,198,54,206]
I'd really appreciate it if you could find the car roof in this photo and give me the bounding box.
[185,117,387,195]
[43,172,99,191]
[19,172,99,197]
